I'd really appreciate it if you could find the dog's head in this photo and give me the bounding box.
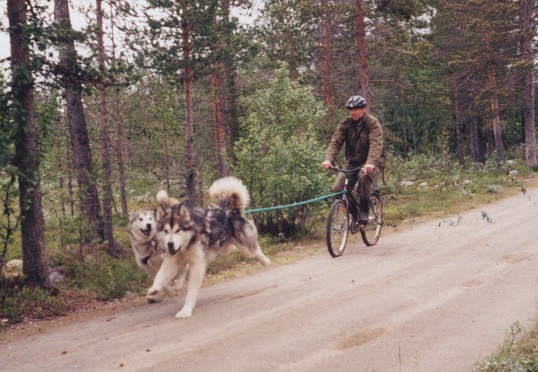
[157,202,197,255]
[129,210,156,239]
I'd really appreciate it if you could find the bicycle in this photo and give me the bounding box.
[326,165,383,257]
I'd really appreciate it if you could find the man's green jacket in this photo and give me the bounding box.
[325,113,386,169]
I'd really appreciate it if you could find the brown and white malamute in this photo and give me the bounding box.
[146,176,271,319]
[127,209,164,278]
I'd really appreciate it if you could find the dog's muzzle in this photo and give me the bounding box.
[168,242,181,255]
[140,224,152,237]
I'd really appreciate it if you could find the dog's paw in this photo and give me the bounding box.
[259,254,271,266]
[175,308,192,319]
[146,289,163,303]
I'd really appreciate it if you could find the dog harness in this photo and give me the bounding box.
[141,237,161,265]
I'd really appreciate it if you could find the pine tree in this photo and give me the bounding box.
[96,0,122,257]
[258,0,317,80]
[54,0,105,242]
[7,0,49,287]
[432,0,523,165]
[142,0,227,202]
[518,0,536,167]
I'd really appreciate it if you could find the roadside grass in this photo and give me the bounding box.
[475,320,538,371]
[1,153,537,362]
[380,157,531,227]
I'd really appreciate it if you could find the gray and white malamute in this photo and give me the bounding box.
[127,209,164,278]
[146,176,271,319]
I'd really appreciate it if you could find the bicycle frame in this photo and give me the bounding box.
[329,165,362,218]
[326,164,383,256]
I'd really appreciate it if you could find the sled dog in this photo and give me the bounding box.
[147,176,271,318]
[128,209,164,278]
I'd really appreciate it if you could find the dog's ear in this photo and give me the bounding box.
[156,205,167,221]
[178,204,191,222]
[128,211,139,225]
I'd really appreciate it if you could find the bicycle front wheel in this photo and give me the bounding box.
[360,194,383,246]
[326,199,349,257]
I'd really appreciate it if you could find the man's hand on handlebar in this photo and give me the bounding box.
[321,160,332,170]
[363,163,375,174]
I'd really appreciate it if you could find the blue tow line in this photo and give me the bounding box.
[244,191,345,214]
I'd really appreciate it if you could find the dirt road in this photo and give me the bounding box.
[2,186,538,371]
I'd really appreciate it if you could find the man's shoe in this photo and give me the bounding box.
[350,214,360,234]
[358,209,369,225]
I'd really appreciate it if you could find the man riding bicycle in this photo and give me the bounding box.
[321,95,386,225]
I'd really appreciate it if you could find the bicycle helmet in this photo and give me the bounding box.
[345,95,367,109]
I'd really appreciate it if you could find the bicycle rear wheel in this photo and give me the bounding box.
[326,199,349,257]
[360,194,383,246]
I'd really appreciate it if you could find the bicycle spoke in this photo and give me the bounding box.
[360,195,383,246]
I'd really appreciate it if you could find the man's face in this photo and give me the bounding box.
[348,107,365,121]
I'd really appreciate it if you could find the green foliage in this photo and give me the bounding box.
[0,277,67,326]
[53,216,99,247]
[0,173,21,269]
[140,0,222,83]
[371,18,452,157]
[64,253,147,301]
[0,75,15,169]
[375,0,428,20]
[234,64,330,235]
[122,76,186,186]
[258,0,317,73]
[35,93,60,160]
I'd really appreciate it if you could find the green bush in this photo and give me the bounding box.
[234,63,330,236]
[67,254,147,301]
[0,277,66,327]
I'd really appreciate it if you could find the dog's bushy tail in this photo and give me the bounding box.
[209,176,250,212]
[156,190,180,208]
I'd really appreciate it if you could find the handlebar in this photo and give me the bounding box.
[329,165,363,176]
